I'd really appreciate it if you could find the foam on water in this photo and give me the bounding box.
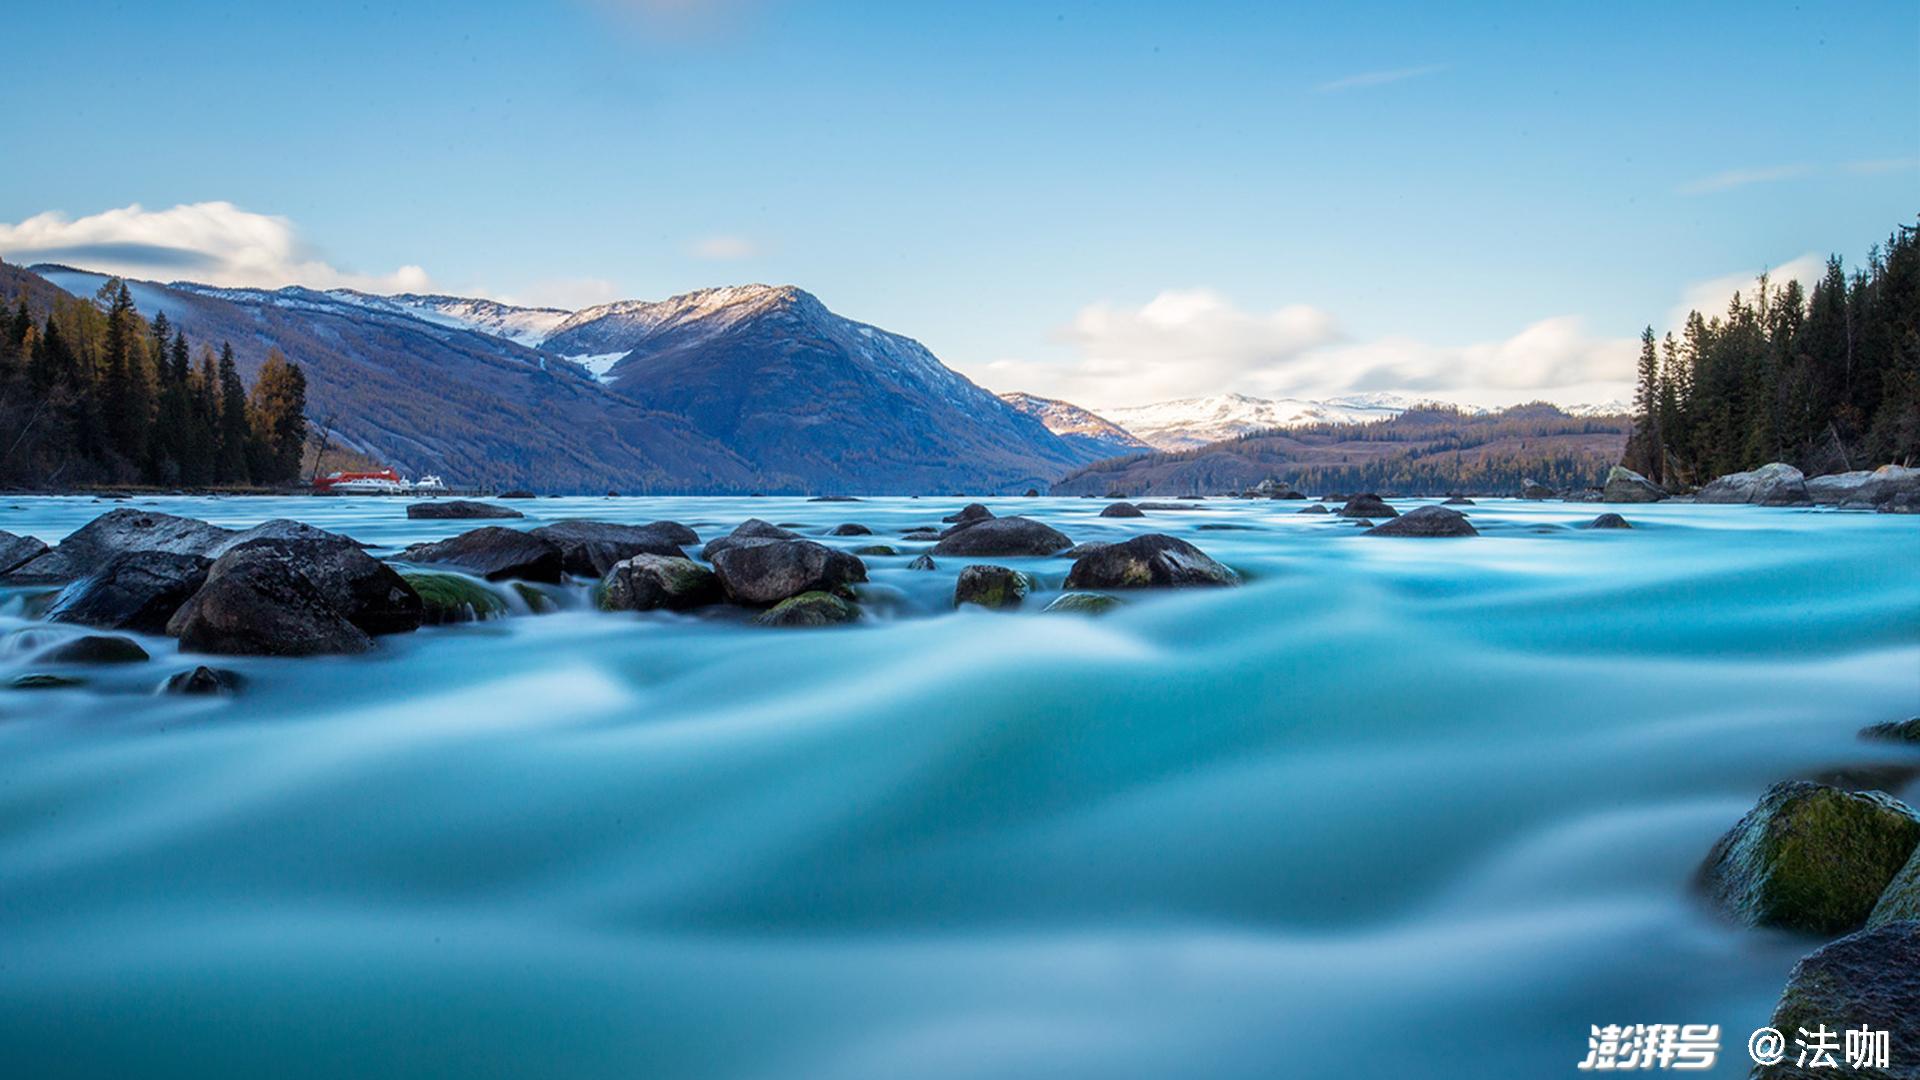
[0,494,1915,1078]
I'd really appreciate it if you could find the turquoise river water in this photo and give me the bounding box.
[1,494,1916,1078]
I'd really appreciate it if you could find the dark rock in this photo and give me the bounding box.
[1518,479,1556,499]
[1023,488,1040,498]
[807,495,861,502]
[907,554,936,570]
[899,530,941,542]
[931,516,1073,557]
[168,546,377,656]
[5,508,233,582]
[1064,534,1238,589]
[1338,494,1399,519]
[941,503,993,524]
[700,519,800,560]
[1062,542,1110,559]
[1442,496,1476,506]
[1043,592,1123,615]
[1758,922,1920,1080]
[36,634,149,664]
[953,565,1031,609]
[11,673,83,690]
[0,530,50,575]
[403,572,508,625]
[1868,846,1920,928]
[1601,465,1667,503]
[511,582,557,614]
[1135,501,1201,511]
[596,555,721,612]
[1100,502,1145,518]
[401,527,563,583]
[1699,781,1920,935]
[219,525,423,635]
[752,591,859,627]
[45,551,211,633]
[1584,513,1632,530]
[1365,505,1478,537]
[1842,464,1920,510]
[1696,462,1812,506]
[497,490,536,499]
[1862,717,1920,745]
[1297,504,1330,515]
[1880,490,1920,514]
[162,665,243,696]
[406,500,525,520]
[530,519,692,576]
[852,545,897,557]
[710,539,867,605]
[828,523,872,536]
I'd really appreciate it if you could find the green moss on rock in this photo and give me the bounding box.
[954,565,1032,610]
[753,591,859,627]
[1763,922,1920,1078]
[1861,716,1920,744]
[510,581,558,614]
[10,673,84,690]
[1867,845,1920,928]
[852,545,898,557]
[402,572,508,625]
[1043,592,1124,615]
[1700,780,1920,935]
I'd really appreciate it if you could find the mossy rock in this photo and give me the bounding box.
[1043,592,1124,615]
[1861,716,1920,745]
[851,544,898,557]
[595,555,720,612]
[752,591,859,627]
[1867,845,1920,928]
[510,581,558,614]
[1699,781,1920,935]
[10,673,84,690]
[1762,922,1920,1079]
[954,565,1032,610]
[402,572,508,625]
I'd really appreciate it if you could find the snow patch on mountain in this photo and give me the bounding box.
[997,392,1148,452]
[1097,393,1405,451]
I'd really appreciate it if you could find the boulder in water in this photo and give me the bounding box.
[1760,922,1920,1077]
[405,500,524,520]
[941,503,994,525]
[1699,780,1920,934]
[828,523,872,536]
[167,546,376,656]
[0,530,50,576]
[699,519,800,560]
[906,554,936,571]
[5,508,233,582]
[1861,717,1920,745]
[162,665,243,696]
[36,634,149,664]
[1695,462,1812,506]
[1601,465,1667,503]
[1043,592,1123,615]
[1867,846,1920,928]
[1584,513,1632,529]
[1064,534,1238,589]
[403,572,508,625]
[1297,504,1330,515]
[596,555,721,612]
[45,550,210,633]
[401,527,564,583]
[852,544,897,556]
[752,591,859,627]
[710,539,867,606]
[931,516,1073,557]
[1099,502,1144,518]
[1338,494,1398,518]
[953,565,1031,609]
[1518,479,1557,499]
[11,673,84,690]
[530,519,692,576]
[1364,505,1477,537]
[222,524,423,635]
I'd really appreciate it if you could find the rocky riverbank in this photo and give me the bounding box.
[1514,462,1920,512]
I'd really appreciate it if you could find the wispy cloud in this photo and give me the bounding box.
[1313,64,1448,94]
[0,202,430,293]
[1841,156,1920,176]
[1679,157,1916,195]
[687,234,761,261]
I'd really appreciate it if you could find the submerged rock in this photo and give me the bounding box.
[36,634,149,664]
[1099,502,1144,518]
[1043,592,1123,615]
[403,572,508,625]
[596,555,721,613]
[752,590,859,627]
[1064,534,1238,589]
[931,517,1073,557]
[10,673,83,690]
[44,550,210,633]
[530,519,692,576]
[1601,465,1667,503]
[1364,505,1477,537]
[162,665,243,696]
[401,527,564,583]
[828,523,872,536]
[1296,504,1330,515]
[0,530,50,575]
[168,546,377,656]
[953,565,1031,609]
[1759,922,1920,1079]
[1695,462,1811,506]
[1442,495,1476,506]
[1338,494,1398,519]
[5,508,234,582]
[906,554,936,571]
[710,539,867,606]
[405,500,524,520]
[941,503,994,525]
[1584,513,1632,529]
[1699,781,1920,935]
[1861,717,1920,745]
[699,519,800,560]
[852,544,897,557]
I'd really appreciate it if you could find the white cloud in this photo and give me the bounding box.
[1667,253,1825,328]
[687,234,760,260]
[1677,164,1814,195]
[1314,64,1449,94]
[0,202,431,293]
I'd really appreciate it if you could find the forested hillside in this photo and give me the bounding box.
[0,266,308,489]
[1622,220,1919,485]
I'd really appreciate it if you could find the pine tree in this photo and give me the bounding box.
[215,342,251,484]
[247,349,308,484]
[1624,327,1663,480]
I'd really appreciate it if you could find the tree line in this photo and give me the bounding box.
[0,277,309,489]
[1623,220,1919,486]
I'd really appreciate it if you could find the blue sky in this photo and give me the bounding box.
[1,0,1914,408]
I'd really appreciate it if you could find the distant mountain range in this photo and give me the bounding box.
[19,261,1629,493]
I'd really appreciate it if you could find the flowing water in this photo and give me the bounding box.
[1,494,1916,1079]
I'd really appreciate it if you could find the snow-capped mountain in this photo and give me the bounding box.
[996,392,1149,459]
[1096,393,1411,451]
[378,294,571,347]
[1565,399,1630,417]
